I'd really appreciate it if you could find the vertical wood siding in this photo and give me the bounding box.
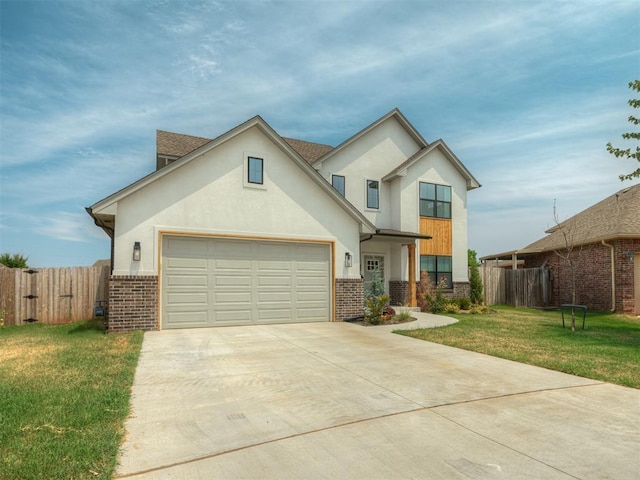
[0,266,109,326]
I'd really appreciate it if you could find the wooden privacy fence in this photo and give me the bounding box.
[480,265,550,307]
[0,266,109,326]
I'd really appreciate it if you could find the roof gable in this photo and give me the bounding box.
[382,139,481,190]
[311,108,429,167]
[89,116,375,234]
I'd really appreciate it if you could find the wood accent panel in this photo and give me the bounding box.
[419,217,452,255]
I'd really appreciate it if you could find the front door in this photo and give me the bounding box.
[363,255,385,297]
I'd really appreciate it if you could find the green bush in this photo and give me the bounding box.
[454,296,472,310]
[364,294,390,325]
[444,302,460,314]
[393,308,413,322]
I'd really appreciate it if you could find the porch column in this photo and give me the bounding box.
[407,243,417,307]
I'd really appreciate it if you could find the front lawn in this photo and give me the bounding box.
[397,306,640,388]
[0,320,143,480]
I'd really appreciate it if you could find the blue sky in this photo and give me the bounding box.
[1,0,638,267]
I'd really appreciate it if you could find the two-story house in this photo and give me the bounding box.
[87,109,480,331]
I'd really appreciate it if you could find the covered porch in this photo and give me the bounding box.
[360,229,432,307]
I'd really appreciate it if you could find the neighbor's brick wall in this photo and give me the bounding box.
[108,275,158,332]
[335,278,364,320]
[525,239,639,314]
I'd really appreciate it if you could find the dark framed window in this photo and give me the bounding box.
[248,156,263,184]
[366,180,379,209]
[419,182,451,218]
[332,175,345,196]
[420,255,452,288]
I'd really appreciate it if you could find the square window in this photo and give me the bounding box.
[367,180,379,209]
[420,254,452,289]
[248,156,263,184]
[332,175,345,196]
[419,182,451,218]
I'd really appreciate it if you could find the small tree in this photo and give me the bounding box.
[552,203,581,331]
[468,249,483,304]
[0,253,29,268]
[606,80,640,181]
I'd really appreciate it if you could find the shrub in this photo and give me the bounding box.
[364,294,390,325]
[393,308,413,322]
[468,249,483,304]
[417,271,435,312]
[444,302,460,314]
[366,272,385,298]
[454,296,472,310]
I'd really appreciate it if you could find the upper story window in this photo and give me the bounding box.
[247,156,264,185]
[420,182,451,218]
[366,180,379,209]
[332,175,345,196]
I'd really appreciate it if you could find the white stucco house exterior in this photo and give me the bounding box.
[87,109,480,331]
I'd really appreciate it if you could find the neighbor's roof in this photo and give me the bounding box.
[157,130,333,164]
[525,183,640,250]
[481,183,640,261]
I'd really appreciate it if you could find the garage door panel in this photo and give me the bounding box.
[257,291,292,303]
[165,274,208,287]
[296,307,328,319]
[163,236,331,328]
[258,275,292,287]
[215,275,252,287]
[214,291,253,303]
[165,311,208,326]
[165,237,209,256]
[215,310,253,322]
[215,258,252,270]
[166,292,208,305]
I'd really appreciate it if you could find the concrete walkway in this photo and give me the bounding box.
[115,315,640,479]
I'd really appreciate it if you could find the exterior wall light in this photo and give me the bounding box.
[345,252,353,268]
[133,242,141,262]
[625,251,634,262]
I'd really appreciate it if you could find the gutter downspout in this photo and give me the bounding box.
[602,240,616,312]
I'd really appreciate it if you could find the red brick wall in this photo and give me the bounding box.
[108,275,158,332]
[335,278,364,320]
[525,239,639,314]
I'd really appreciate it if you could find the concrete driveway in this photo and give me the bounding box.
[115,314,640,479]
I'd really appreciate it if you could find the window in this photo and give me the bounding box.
[419,182,451,218]
[366,180,379,209]
[420,255,452,288]
[332,175,345,196]
[247,156,263,184]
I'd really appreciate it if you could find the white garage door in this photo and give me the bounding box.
[161,236,331,329]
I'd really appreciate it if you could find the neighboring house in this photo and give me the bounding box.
[481,184,640,315]
[87,108,480,331]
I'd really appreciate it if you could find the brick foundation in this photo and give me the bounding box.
[389,280,409,305]
[335,278,364,320]
[108,275,158,332]
[390,280,470,306]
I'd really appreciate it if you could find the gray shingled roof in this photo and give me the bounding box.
[156,130,333,164]
[282,138,334,164]
[525,183,640,251]
[157,130,211,158]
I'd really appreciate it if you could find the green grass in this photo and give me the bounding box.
[0,320,143,480]
[397,306,640,388]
